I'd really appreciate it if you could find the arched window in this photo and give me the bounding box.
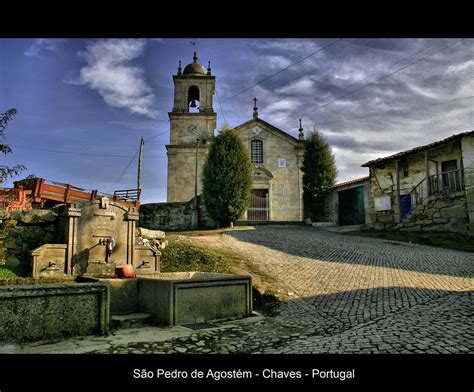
[251,139,263,164]
[187,86,200,113]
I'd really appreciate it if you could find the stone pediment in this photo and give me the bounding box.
[234,117,301,146]
[253,165,273,180]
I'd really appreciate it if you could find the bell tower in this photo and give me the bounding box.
[166,52,217,202]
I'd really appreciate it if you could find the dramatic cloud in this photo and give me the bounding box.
[6,38,473,201]
[219,38,473,183]
[24,39,61,56]
[74,39,158,119]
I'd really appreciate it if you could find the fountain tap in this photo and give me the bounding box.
[99,237,115,263]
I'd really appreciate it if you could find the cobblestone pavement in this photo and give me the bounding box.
[3,226,473,354]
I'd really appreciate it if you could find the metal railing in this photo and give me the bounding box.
[409,169,465,210]
[248,194,269,221]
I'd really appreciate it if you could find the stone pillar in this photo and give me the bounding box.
[125,209,139,266]
[62,205,82,276]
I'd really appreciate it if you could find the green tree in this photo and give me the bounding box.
[302,130,337,221]
[202,127,253,228]
[1,109,26,185]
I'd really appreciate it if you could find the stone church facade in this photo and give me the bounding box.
[166,52,304,222]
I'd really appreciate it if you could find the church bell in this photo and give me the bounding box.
[190,99,197,108]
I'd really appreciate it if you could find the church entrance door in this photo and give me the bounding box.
[248,189,269,221]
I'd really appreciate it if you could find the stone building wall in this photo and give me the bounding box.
[461,135,474,236]
[320,189,338,223]
[167,144,210,204]
[236,119,304,222]
[139,197,217,231]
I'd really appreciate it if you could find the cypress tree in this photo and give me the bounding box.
[202,127,253,228]
[302,130,337,221]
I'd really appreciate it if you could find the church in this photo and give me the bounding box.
[166,52,305,222]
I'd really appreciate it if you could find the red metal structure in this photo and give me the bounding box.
[0,178,141,211]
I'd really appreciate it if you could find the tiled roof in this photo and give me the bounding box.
[334,176,370,188]
[361,130,474,167]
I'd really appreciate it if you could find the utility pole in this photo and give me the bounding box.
[193,137,200,229]
[137,136,144,191]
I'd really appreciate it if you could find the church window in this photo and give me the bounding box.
[251,139,263,164]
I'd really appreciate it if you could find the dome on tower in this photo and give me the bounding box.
[183,52,207,76]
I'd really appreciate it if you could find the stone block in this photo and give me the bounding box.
[2,219,17,229]
[421,225,446,232]
[445,218,467,235]
[415,219,433,225]
[372,222,384,230]
[97,278,139,315]
[400,226,421,232]
[137,227,166,240]
[432,218,449,224]
[138,272,252,326]
[0,282,110,342]
[31,244,68,277]
[377,214,394,223]
[5,255,20,268]
[4,238,20,250]
[440,205,467,219]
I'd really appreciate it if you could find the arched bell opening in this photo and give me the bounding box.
[187,85,200,113]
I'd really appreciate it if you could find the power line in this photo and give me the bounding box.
[9,144,166,159]
[107,148,140,194]
[312,95,474,127]
[221,38,344,104]
[303,39,465,118]
[215,88,227,124]
[10,145,134,157]
[307,40,440,111]
[144,129,169,143]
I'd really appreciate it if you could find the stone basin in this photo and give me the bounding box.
[138,272,252,326]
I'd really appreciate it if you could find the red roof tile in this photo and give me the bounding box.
[334,176,370,188]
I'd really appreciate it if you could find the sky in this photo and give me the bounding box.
[0,38,473,203]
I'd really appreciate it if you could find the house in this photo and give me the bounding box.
[322,176,371,226]
[361,131,474,236]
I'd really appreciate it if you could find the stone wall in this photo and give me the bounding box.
[395,193,469,234]
[139,197,217,231]
[0,208,60,274]
[0,282,109,342]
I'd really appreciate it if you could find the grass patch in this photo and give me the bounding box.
[253,288,282,316]
[341,229,474,253]
[0,273,74,286]
[0,265,19,279]
[160,241,238,273]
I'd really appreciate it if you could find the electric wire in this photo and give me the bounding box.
[302,39,466,119]
[221,38,344,104]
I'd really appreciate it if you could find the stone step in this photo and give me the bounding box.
[111,313,153,330]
